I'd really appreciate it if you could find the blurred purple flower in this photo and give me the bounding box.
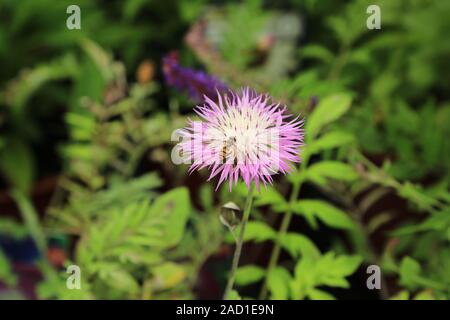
[162,51,228,102]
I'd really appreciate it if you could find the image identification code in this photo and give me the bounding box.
[176,304,274,317]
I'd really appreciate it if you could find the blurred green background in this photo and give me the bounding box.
[0,0,449,300]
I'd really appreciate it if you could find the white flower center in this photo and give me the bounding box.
[205,106,279,165]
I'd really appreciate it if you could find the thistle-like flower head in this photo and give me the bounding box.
[179,88,304,191]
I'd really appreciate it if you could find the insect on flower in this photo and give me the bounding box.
[179,88,304,191]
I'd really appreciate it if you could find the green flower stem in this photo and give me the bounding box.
[11,189,59,283]
[223,184,255,300]
[259,153,310,300]
[258,182,302,300]
[11,189,47,254]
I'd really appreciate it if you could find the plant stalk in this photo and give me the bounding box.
[11,189,47,254]
[259,152,310,300]
[223,184,255,300]
[258,180,302,299]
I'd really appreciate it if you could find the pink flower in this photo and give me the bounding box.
[179,88,304,191]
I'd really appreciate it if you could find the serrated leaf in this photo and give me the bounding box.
[235,265,265,286]
[199,184,214,210]
[305,131,355,156]
[327,254,363,277]
[4,54,78,114]
[150,187,191,247]
[399,256,446,291]
[70,173,162,217]
[320,276,350,288]
[279,233,321,260]
[101,268,139,294]
[291,200,356,230]
[226,289,242,300]
[301,45,334,63]
[398,182,438,211]
[152,262,186,290]
[306,94,352,139]
[241,221,277,243]
[306,161,358,186]
[0,218,28,239]
[414,290,435,300]
[390,290,410,300]
[306,252,362,290]
[268,267,291,300]
[307,288,335,300]
[0,138,34,193]
[254,186,288,212]
[291,256,315,299]
[399,256,421,288]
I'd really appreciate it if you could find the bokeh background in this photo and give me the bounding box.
[0,0,449,300]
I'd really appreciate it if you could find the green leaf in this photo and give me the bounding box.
[286,168,306,185]
[279,233,321,260]
[398,182,438,212]
[199,184,214,211]
[390,290,410,300]
[301,45,334,63]
[75,173,162,216]
[305,131,355,156]
[226,290,242,300]
[254,187,288,212]
[397,256,446,291]
[152,262,187,290]
[150,187,191,247]
[306,161,358,186]
[327,254,362,277]
[307,288,335,300]
[241,221,277,243]
[0,138,35,193]
[77,187,191,270]
[0,249,17,287]
[291,200,356,230]
[37,270,93,300]
[389,209,450,237]
[291,256,315,299]
[306,94,352,139]
[399,256,421,289]
[3,54,78,114]
[314,252,362,289]
[414,290,435,300]
[0,218,28,239]
[101,268,139,294]
[110,247,162,265]
[235,265,265,286]
[291,252,362,296]
[80,39,114,81]
[65,112,96,141]
[267,267,291,300]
